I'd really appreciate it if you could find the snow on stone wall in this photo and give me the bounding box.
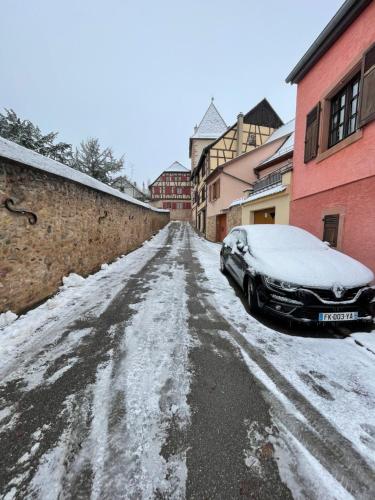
[0,136,167,213]
[0,158,169,314]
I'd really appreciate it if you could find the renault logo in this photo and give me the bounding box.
[332,283,345,299]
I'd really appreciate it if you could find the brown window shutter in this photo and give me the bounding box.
[304,103,321,163]
[323,214,339,247]
[217,180,220,199]
[359,43,375,127]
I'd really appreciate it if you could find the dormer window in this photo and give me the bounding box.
[248,133,256,146]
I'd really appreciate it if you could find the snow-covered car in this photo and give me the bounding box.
[220,225,374,324]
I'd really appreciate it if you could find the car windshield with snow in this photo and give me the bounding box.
[220,225,374,324]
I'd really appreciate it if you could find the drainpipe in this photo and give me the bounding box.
[236,112,244,157]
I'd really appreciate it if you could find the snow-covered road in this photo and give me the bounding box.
[1,222,375,499]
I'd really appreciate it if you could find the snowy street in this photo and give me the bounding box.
[1,222,375,499]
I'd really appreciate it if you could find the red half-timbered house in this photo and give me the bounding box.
[149,162,192,221]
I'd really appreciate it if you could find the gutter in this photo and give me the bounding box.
[254,152,293,174]
[286,0,371,84]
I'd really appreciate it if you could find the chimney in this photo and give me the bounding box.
[194,124,198,133]
[236,112,244,157]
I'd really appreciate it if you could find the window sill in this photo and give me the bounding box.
[316,129,362,164]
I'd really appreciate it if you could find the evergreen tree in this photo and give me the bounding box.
[72,138,123,184]
[0,108,72,164]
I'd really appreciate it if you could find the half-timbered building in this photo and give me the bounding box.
[191,98,284,236]
[149,162,192,221]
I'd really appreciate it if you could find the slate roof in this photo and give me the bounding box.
[191,100,227,139]
[263,119,295,145]
[165,161,190,172]
[258,119,295,168]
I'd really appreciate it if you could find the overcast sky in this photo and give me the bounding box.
[0,0,344,186]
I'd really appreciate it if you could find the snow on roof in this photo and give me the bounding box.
[165,161,190,172]
[229,197,248,208]
[264,119,295,145]
[192,100,227,139]
[259,131,295,167]
[0,136,168,213]
[228,184,286,209]
[246,184,287,202]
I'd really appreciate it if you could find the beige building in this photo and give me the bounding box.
[191,99,284,236]
[227,123,294,234]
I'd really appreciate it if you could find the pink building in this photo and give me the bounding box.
[286,0,375,272]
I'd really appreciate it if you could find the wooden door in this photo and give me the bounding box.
[216,214,227,241]
[253,207,275,224]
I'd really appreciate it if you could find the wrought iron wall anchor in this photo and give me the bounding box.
[98,210,108,223]
[1,198,37,225]
[129,215,135,220]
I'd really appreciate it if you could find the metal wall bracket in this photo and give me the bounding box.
[1,198,37,225]
[98,210,108,223]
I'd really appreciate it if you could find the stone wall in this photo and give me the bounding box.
[150,200,191,222]
[227,205,242,233]
[0,159,169,314]
[206,215,216,242]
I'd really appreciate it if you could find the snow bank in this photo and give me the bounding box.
[0,224,170,380]
[0,311,18,328]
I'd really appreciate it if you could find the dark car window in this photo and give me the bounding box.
[228,230,238,247]
[237,231,247,246]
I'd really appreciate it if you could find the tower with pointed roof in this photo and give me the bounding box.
[189,99,227,170]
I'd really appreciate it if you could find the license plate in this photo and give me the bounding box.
[319,311,358,322]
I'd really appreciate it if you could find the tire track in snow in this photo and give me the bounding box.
[0,224,184,498]
[98,228,191,498]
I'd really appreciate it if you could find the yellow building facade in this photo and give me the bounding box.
[240,169,292,225]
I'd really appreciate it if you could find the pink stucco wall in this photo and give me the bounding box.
[206,137,286,217]
[291,177,375,273]
[292,1,375,200]
[291,2,375,272]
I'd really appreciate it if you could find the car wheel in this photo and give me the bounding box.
[220,254,227,274]
[247,277,259,314]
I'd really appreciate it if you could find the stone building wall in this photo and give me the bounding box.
[191,138,212,170]
[0,160,169,314]
[206,215,216,242]
[150,199,191,221]
[227,205,242,232]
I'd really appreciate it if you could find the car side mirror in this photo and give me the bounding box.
[236,240,245,252]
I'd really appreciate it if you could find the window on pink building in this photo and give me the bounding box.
[329,74,360,147]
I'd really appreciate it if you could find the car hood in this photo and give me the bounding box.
[245,247,374,288]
